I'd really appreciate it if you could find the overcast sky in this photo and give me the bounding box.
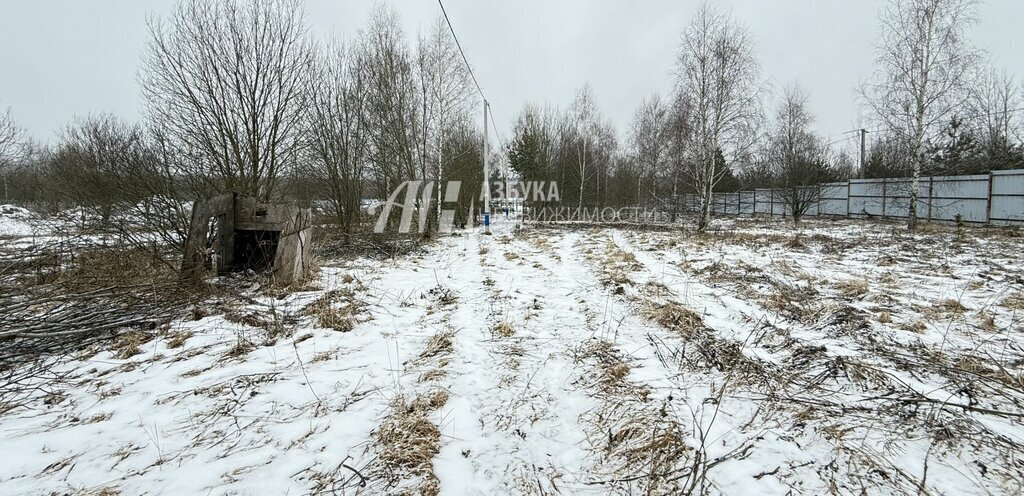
[1,0,1022,156]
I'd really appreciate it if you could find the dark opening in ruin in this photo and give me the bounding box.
[233,229,280,273]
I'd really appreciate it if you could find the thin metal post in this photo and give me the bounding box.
[483,101,491,234]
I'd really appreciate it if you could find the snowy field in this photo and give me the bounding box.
[1,214,1023,495]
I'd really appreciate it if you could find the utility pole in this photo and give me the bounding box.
[859,129,868,179]
[483,100,491,235]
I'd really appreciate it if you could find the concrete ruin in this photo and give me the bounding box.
[181,193,313,285]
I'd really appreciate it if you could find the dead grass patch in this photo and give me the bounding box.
[643,301,703,337]
[1000,291,1024,311]
[934,298,969,315]
[304,289,364,332]
[165,331,193,349]
[110,331,151,359]
[375,390,450,494]
[902,320,927,333]
[224,338,255,359]
[835,278,869,298]
[415,328,455,364]
[491,321,515,338]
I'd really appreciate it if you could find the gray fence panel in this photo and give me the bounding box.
[849,179,885,217]
[673,169,1022,225]
[819,182,848,216]
[991,170,1024,225]
[927,174,989,223]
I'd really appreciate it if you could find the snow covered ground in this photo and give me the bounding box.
[0,204,39,237]
[0,215,1022,494]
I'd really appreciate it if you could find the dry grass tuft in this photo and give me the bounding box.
[934,298,969,315]
[643,301,703,336]
[418,328,455,361]
[419,368,447,382]
[165,331,193,349]
[224,339,255,358]
[375,390,450,493]
[111,331,151,359]
[427,285,457,307]
[902,320,927,333]
[491,321,515,338]
[304,289,363,332]
[785,235,807,250]
[1000,291,1024,311]
[877,311,892,324]
[835,278,869,298]
[978,311,997,331]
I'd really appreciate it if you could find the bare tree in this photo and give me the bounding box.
[969,67,1023,164]
[140,0,315,202]
[767,85,836,225]
[674,2,763,231]
[861,0,979,230]
[417,16,477,231]
[629,94,668,208]
[307,41,369,234]
[571,84,599,209]
[360,5,421,199]
[0,105,26,201]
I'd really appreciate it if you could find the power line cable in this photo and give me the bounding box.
[437,0,486,103]
[437,0,507,172]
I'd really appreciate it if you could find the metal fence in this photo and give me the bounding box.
[684,169,1024,226]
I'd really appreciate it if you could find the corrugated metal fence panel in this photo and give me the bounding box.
[849,179,884,217]
[674,169,1022,225]
[928,174,989,223]
[991,170,1024,225]
[739,191,755,215]
[819,182,848,216]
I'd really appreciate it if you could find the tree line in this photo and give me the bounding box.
[507,0,1023,229]
[0,0,488,246]
[0,0,1021,236]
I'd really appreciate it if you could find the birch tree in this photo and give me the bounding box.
[571,85,598,209]
[674,2,762,231]
[629,95,668,208]
[862,0,979,230]
[417,16,477,230]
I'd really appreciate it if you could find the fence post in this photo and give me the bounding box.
[881,178,887,219]
[986,171,995,225]
[753,190,758,217]
[846,181,851,217]
[927,176,933,222]
[816,185,821,217]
